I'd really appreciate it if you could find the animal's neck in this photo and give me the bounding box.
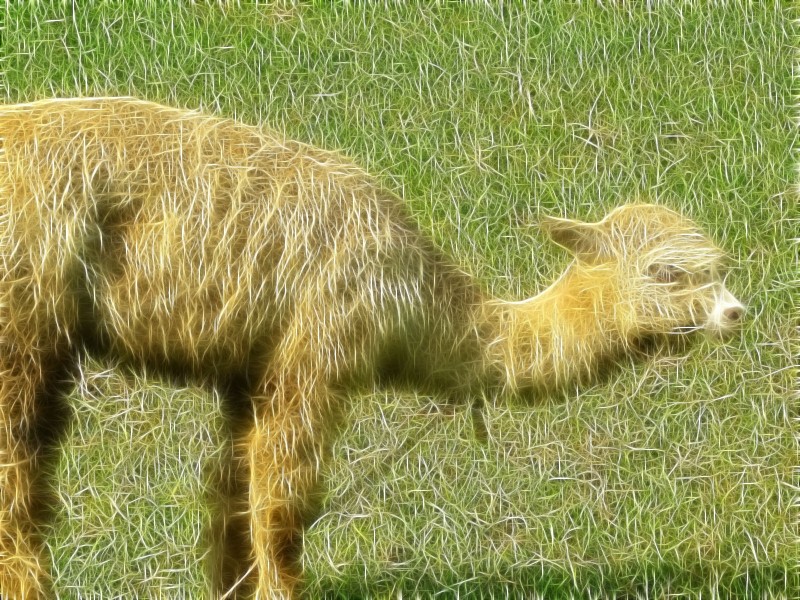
[479,266,630,392]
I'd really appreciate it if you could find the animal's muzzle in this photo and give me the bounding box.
[706,286,746,337]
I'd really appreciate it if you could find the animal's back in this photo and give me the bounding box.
[0,98,463,377]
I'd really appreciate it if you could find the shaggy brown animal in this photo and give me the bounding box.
[0,97,743,598]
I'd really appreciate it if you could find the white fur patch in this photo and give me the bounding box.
[706,285,745,336]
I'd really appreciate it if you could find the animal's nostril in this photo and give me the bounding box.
[724,307,743,322]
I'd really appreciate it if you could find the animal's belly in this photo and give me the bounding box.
[90,256,281,371]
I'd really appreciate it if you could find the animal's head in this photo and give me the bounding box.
[540,204,745,340]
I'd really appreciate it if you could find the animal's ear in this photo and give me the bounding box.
[539,215,609,259]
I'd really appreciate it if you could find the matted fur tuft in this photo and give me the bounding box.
[0,97,743,598]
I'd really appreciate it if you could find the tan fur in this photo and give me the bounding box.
[0,97,742,598]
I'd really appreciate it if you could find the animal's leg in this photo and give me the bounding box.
[0,349,49,599]
[245,369,336,600]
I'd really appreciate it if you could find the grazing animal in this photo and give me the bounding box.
[0,97,744,598]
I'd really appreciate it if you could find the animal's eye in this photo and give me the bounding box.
[647,263,683,283]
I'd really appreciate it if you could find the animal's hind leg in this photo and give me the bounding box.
[0,347,50,599]
[243,367,337,600]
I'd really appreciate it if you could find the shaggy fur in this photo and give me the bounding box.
[0,97,743,599]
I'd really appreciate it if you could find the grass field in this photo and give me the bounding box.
[1,2,796,598]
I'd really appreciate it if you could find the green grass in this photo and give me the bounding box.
[1,2,796,598]
[47,360,227,598]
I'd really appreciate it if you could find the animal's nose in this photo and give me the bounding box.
[718,287,745,325]
[724,306,744,322]
[707,288,745,338]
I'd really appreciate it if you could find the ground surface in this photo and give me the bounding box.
[0,3,796,598]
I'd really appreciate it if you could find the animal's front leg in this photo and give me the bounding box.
[244,372,335,599]
[0,349,50,599]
